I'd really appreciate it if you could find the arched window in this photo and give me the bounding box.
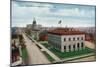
[69,45,71,51]
[81,42,84,48]
[73,45,75,51]
[64,46,66,51]
[77,43,80,50]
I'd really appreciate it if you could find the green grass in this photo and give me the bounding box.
[40,42,50,48]
[50,47,95,59]
[41,42,95,59]
[21,48,28,60]
[43,51,55,62]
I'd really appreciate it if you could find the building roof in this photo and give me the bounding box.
[39,30,48,36]
[48,28,85,35]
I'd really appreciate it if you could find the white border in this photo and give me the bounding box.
[0,0,98,67]
[22,0,96,5]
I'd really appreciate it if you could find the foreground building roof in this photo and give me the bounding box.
[48,28,85,35]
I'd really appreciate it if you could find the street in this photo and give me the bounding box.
[22,33,50,65]
[32,39,60,61]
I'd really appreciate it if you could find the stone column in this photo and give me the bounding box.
[66,45,69,52]
[75,44,78,51]
[71,45,73,51]
[83,42,85,49]
[79,43,82,50]
[61,45,64,52]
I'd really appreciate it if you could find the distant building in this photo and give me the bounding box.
[35,24,42,30]
[27,24,32,29]
[39,30,48,41]
[32,18,37,29]
[31,18,43,40]
[48,28,85,52]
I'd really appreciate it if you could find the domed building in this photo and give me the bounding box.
[32,18,37,30]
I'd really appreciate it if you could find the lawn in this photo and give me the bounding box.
[41,42,95,59]
[40,42,50,48]
[21,48,28,60]
[50,47,95,59]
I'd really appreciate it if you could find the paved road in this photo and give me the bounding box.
[31,37,60,61]
[22,33,50,65]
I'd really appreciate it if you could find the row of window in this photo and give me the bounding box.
[48,36,61,42]
[64,42,84,51]
[64,37,84,41]
[53,43,61,49]
[51,42,84,50]
[48,40,61,49]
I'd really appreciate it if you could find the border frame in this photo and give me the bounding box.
[10,0,96,66]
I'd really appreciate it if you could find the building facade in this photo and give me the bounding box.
[48,28,85,52]
[39,31,48,41]
[27,24,32,29]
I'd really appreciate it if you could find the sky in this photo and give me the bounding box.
[11,0,96,27]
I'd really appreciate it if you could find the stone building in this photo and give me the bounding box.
[48,28,85,52]
[39,30,48,41]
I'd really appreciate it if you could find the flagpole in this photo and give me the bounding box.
[58,20,62,27]
[60,22,62,27]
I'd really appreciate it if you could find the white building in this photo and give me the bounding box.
[48,28,85,52]
[27,24,32,29]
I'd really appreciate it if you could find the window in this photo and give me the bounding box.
[73,37,75,41]
[77,37,79,40]
[64,38,66,41]
[73,45,75,50]
[69,38,71,41]
[77,43,80,49]
[69,45,71,51]
[81,37,83,40]
[64,46,66,49]
[64,46,66,51]
[81,42,84,48]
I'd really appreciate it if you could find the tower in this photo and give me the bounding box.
[32,18,37,29]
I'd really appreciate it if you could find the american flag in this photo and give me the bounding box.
[58,20,62,24]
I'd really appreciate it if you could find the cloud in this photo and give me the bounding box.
[11,1,95,27]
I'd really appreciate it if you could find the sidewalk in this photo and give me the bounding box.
[30,36,60,61]
[22,33,50,64]
[53,53,95,63]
